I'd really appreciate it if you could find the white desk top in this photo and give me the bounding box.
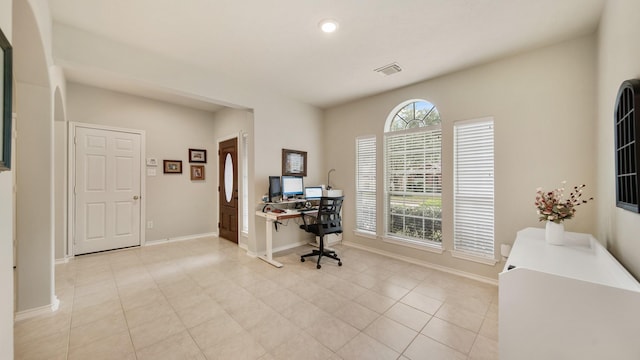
[504,227,640,292]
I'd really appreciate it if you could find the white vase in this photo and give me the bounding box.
[545,221,565,245]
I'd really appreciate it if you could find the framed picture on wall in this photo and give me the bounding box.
[189,148,207,163]
[282,149,307,176]
[191,165,205,180]
[163,160,182,174]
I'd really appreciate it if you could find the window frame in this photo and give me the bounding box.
[383,99,443,250]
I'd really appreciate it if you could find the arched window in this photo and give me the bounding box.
[384,100,442,246]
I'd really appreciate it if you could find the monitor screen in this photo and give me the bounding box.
[304,186,323,200]
[282,175,304,197]
[268,176,281,202]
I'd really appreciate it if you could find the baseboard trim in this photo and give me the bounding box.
[145,232,218,246]
[343,240,498,286]
[54,257,71,265]
[15,296,60,322]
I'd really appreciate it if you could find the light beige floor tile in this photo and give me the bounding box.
[404,333,467,360]
[401,291,443,315]
[435,303,485,333]
[270,331,333,360]
[468,334,499,360]
[68,311,129,349]
[354,289,396,314]
[72,288,120,313]
[189,312,245,349]
[226,297,277,330]
[68,330,135,360]
[370,280,412,300]
[305,314,359,352]
[479,315,498,341]
[384,302,432,332]
[422,317,477,354]
[14,330,68,360]
[129,311,186,350]
[334,301,379,330]
[159,277,203,299]
[364,316,418,353]
[386,274,421,290]
[202,331,267,360]
[336,332,399,360]
[119,287,166,312]
[71,298,123,328]
[279,299,327,330]
[73,277,118,299]
[259,288,303,313]
[175,297,226,328]
[124,296,175,328]
[248,312,302,351]
[14,312,72,347]
[307,288,349,314]
[136,330,205,360]
[327,277,368,300]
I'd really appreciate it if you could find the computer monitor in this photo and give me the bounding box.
[304,186,323,200]
[281,175,304,198]
[268,176,282,202]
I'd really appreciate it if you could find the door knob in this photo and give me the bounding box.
[133,195,139,200]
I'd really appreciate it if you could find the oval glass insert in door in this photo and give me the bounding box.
[224,153,233,202]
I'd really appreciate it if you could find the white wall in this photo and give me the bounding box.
[66,83,221,244]
[0,0,12,354]
[324,35,597,280]
[597,0,640,280]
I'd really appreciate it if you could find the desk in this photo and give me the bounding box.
[255,210,315,268]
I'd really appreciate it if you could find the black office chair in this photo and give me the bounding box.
[299,196,344,269]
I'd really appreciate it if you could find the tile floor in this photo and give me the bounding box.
[14,237,499,359]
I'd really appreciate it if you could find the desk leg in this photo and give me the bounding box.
[258,218,283,268]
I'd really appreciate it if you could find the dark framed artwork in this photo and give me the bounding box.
[190,165,205,180]
[282,149,307,176]
[189,148,207,163]
[163,160,182,174]
[0,26,13,172]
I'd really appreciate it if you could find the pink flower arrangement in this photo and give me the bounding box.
[534,182,593,223]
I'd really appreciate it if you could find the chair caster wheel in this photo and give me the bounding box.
[301,258,305,262]
[317,264,321,269]
[338,262,342,266]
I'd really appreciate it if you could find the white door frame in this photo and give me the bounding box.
[67,122,146,257]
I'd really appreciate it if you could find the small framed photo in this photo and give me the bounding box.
[189,148,207,163]
[191,165,205,180]
[163,160,182,174]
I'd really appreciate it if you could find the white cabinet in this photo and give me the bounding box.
[499,228,640,360]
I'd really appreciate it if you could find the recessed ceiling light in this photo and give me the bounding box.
[319,19,339,33]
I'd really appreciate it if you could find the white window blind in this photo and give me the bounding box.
[356,136,377,233]
[385,126,442,244]
[453,118,494,258]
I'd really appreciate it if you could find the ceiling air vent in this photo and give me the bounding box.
[374,62,402,76]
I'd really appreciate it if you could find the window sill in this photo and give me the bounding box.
[451,250,498,266]
[382,236,444,254]
[353,230,377,240]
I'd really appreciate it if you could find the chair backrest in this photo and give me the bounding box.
[316,196,344,236]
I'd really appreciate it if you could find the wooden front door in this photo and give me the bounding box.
[219,137,238,243]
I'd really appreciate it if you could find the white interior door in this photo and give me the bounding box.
[74,126,141,255]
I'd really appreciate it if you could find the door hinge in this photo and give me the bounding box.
[218,222,221,229]
[74,136,78,145]
[218,186,220,192]
[218,150,220,156]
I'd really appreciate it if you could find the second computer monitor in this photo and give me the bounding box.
[304,186,323,200]
[281,175,304,197]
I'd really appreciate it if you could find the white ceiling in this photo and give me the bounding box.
[49,0,605,109]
